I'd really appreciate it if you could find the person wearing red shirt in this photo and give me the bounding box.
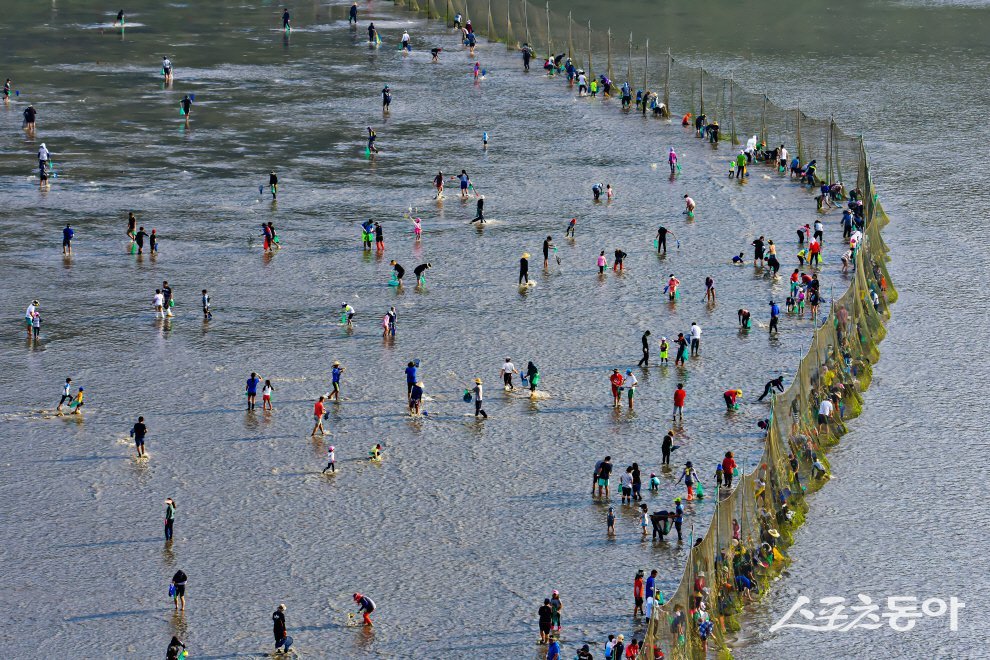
[312,395,326,436]
[723,388,742,410]
[722,451,737,489]
[673,383,686,422]
[809,239,822,266]
[633,571,645,617]
[609,369,624,407]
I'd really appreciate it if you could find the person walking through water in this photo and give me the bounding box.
[367,127,379,154]
[130,415,148,458]
[281,7,291,31]
[500,357,518,390]
[322,445,336,474]
[164,498,176,541]
[180,95,192,124]
[471,378,488,418]
[471,195,485,223]
[637,330,651,367]
[273,604,292,652]
[381,84,391,113]
[269,170,278,200]
[656,225,674,254]
[349,2,358,24]
[519,252,530,285]
[161,56,173,83]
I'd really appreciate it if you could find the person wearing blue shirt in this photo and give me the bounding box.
[769,300,780,336]
[246,372,261,410]
[673,497,684,541]
[329,361,345,401]
[546,637,561,660]
[405,362,417,399]
[645,569,658,601]
[62,223,73,255]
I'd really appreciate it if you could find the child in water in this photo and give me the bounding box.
[369,444,384,461]
[262,380,274,410]
[606,506,615,535]
[659,337,669,365]
[322,445,336,473]
[650,473,661,492]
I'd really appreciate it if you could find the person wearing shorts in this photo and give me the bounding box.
[596,456,612,497]
[171,570,187,611]
[312,396,326,435]
[817,398,834,429]
[56,377,72,412]
[131,416,147,458]
[329,361,344,401]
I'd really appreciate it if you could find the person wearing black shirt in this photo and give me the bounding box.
[171,570,187,611]
[613,249,627,272]
[273,603,289,650]
[637,330,651,367]
[661,432,673,465]
[596,457,612,498]
[166,636,185,660]
[130,416,147,457]
[269,170,278,200]
[23,105,37,134]
[374,222,384,250]
[135,226,148,253]
[413,262,431,285]
[538,598,553,644]
[758,376,785,401]
[674,333,689,366]
[752,236,765,266]
[519,254,529,285]
[161,281,173,317]
[542,236,554,268]
[656,226,673,254]
[389,260,405,285]
[471,196,485,223]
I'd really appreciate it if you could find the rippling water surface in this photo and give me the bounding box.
[1,0,986,658]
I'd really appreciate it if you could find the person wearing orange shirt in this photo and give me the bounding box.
[312,395,326,436]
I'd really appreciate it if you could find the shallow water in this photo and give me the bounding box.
[0,1,979,658]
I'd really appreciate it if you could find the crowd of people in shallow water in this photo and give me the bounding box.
[5,4,889,657]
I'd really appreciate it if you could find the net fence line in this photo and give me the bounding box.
[392,1,896,657]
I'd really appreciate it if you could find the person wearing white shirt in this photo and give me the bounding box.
[624,369,638,410]
[401,31,411,52]
[161,56,173,82]
[25,299,38,336]
[153,289,165,318]
[778,146,788,171]
[689,322,702,357]
[499,358,518,390]
[817,398,834,430]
